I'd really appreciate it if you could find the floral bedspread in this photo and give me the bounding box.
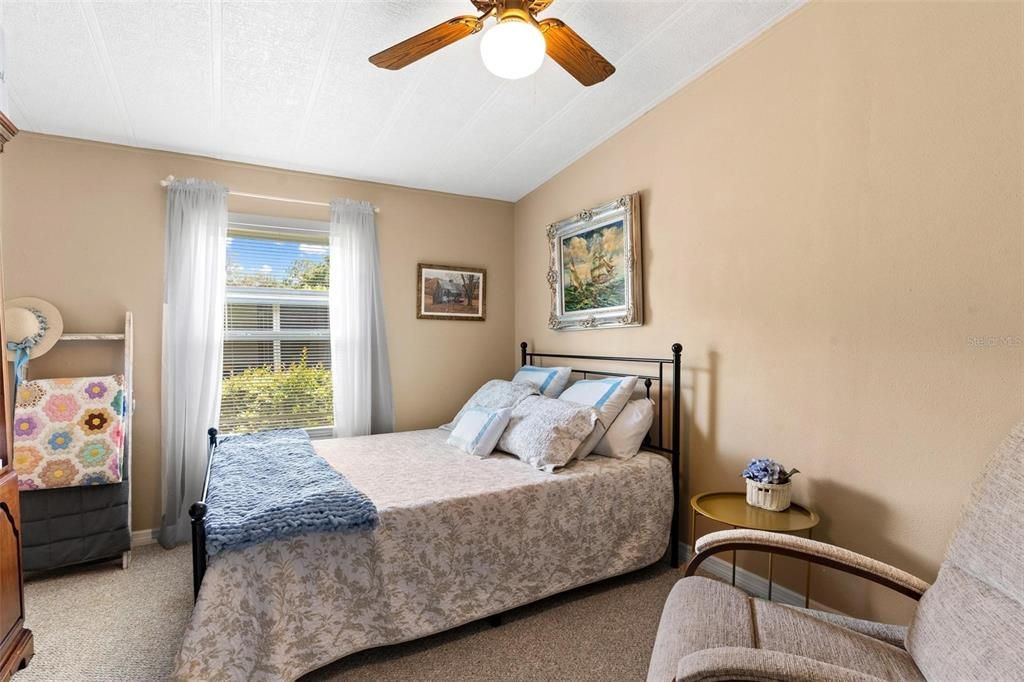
[13,375,126,490]
[172,429,673,681]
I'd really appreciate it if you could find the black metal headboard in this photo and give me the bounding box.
[520,341,682,568]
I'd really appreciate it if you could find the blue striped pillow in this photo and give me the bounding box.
[447,407,513,457]
[512,366,571,397]
[558,376,638,459]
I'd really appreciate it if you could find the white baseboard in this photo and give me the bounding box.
[131,528,158,547]
[680,543,836,612]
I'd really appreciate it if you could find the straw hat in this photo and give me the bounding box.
[4,297,63,361]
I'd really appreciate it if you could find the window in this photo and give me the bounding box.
[219,214,333,436]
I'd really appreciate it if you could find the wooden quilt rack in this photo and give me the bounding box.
[19,312,135,572]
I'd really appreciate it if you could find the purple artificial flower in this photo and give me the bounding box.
[741,458,800,484]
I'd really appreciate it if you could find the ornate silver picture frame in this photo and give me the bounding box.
[547,193,643,331]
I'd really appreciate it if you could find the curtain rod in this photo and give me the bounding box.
[158,175,380,214]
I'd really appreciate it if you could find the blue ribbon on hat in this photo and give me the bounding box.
[6,307,48,392]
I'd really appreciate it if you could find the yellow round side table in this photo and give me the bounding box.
[690,491,820,606]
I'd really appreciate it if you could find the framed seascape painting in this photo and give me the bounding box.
[417,263,486,321]
[547,193,643,331]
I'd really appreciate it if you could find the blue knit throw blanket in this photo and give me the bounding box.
[204,429,379,557]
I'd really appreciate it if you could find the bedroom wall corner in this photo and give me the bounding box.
[512,1,1024,623]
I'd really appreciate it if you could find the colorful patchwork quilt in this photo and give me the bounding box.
[13,375,126,490]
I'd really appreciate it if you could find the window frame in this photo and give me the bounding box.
[222,213,333,438]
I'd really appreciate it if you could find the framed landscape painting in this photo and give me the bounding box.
[547,193,643,331]
[417,263,486,321]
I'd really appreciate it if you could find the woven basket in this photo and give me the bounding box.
[745,479,792,512]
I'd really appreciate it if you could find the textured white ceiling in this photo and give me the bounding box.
[3,0,803,201]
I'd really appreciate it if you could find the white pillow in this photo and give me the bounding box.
[564,375,650,401]
[497,395,597,472]
[511,366,572,397]
[441,379,538,431]
[592,398,654,460]
[447,407,513,457]
[631,381,653,400]
[558,376,638,458]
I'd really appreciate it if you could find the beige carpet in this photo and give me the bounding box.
[17,543,686,681]
[19,544,194,681]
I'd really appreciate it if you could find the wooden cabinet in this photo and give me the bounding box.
[0,110,31,681]
[0,471,31,680]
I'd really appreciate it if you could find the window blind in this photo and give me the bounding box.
[219,226,333,434]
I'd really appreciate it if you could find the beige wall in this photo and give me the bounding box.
[514,1,1024,622]
[1,133,515,532]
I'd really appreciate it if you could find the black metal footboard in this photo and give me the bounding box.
[189,427,217,602]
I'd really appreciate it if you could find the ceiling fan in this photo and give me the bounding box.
[369,0,615,86]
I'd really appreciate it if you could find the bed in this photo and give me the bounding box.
[173,344,681,681]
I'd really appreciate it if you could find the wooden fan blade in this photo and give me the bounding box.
[527,0,555,15]
[539,18,615,86]
[370,16,483,70]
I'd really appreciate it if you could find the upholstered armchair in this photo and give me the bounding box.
[647,421,1024,681]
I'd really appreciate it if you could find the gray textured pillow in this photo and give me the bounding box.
[498,395,597,472]
[441,379,538,431]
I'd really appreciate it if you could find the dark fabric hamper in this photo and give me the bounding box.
[20,470,130,573]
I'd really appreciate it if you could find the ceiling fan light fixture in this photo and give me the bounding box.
[479,18,546,80]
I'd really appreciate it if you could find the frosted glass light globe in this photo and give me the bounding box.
[479,19,546,80]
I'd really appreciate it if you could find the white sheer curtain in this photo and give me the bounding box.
[159,178,227,548]
[329,199,394,437]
